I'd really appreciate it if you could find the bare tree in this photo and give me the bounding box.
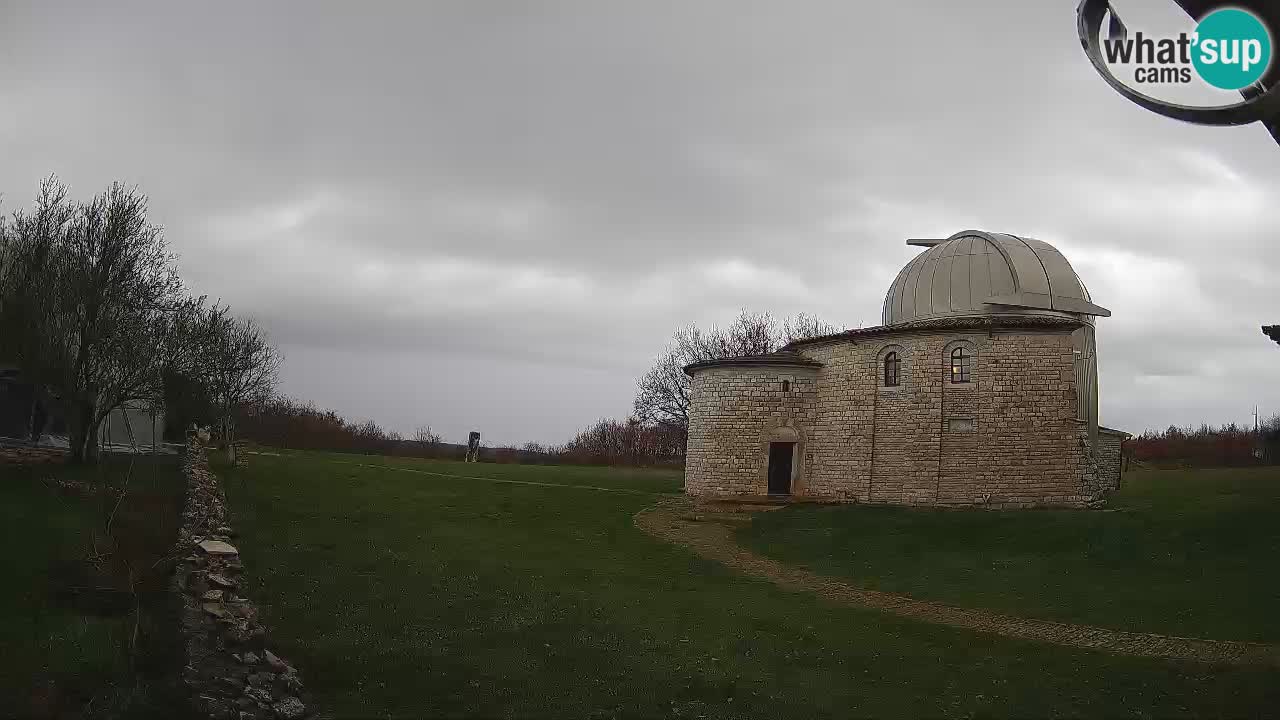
[413,425,442,445]
[205,312,282,465]
[561,417,686,466]
[633,310,841,429]
[0,178,187,463]
[782,312,842,346]
[155,296,228,437]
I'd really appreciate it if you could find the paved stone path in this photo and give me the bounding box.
[635,497,1280,666]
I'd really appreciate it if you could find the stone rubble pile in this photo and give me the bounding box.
[172,435,311,719]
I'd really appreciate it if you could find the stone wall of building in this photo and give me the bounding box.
[1072,424,1128,502]
[791,343,873,501]
[684,365,819,496]
[1095,427,1128,493]
[684,325,1117,508]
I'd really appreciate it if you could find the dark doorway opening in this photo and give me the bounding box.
[767,442,794,495]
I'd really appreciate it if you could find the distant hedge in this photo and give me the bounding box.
[1129,419,1280,467]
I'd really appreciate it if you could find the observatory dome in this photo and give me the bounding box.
[882,230,1110,326]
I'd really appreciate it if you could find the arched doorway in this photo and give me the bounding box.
[766,426,800,496]
[767,442,794,495]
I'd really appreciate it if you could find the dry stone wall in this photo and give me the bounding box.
[686,326,1121,508]
[172,436,311,720]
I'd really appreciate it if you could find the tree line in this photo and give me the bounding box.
[1129,418,1280,468]
[233,396,415,456]
[232,401,687,468]
[0,177,280,464]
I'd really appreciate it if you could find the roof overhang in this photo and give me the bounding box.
[783,314,1086,351]
[986,293,1111,318]
[684,352,823,376]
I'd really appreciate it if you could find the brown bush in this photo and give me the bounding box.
[1129,417,1280,468]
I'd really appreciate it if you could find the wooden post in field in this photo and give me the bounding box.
[466,431,480,463]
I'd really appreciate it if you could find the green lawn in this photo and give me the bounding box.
[0,454,186,718]
[320,450,683,494]
[223,452,1280,718]
[741,467,1280,643]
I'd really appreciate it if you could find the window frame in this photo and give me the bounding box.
[876,344,908,393]
[883,351,901,387]
[950,347,971,384]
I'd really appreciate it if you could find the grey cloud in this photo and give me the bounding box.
[2,0,1277,443]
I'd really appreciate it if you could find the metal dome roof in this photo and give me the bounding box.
[882,230,1110,326]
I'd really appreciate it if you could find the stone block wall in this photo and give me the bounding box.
[684,365,819,496]
[1094,427,1128,493]
[965,331,1084,507]
[798,342,874,501]
[685,325,1120,508]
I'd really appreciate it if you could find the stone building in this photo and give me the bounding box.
[683,230,1128,508]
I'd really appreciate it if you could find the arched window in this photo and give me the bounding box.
[883,351,900,387]
[950,347,971,383]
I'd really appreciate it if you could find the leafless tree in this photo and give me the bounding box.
[0,178,187,463]
[154,295,227,433]
[204,312,282,465]
[413,425,442,446]
[783,312,840,346]
[633,310,841,429]
[561,416,686,466]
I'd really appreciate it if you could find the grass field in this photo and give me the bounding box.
[0,454,185,718]
[222,451,1280,718]
[741,466,1280,643]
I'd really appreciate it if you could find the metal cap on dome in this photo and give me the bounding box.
[882,230,1111,326]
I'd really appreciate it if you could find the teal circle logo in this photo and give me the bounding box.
[1191,8,1272,90]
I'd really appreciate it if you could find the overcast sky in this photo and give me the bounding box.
[3,0,1277,445]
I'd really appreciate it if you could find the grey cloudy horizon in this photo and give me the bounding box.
[3,0,1277,446]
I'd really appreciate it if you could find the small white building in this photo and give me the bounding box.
[97,399,166,450]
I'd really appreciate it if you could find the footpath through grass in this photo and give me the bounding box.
[223,452,1279,718]
[0,453,186,718]
[742,466,1280,643]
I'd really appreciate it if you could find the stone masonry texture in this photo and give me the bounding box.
[685,326,1124,508]
[173,435,312,719]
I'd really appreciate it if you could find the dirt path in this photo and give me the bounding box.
[635,497,1280,666]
